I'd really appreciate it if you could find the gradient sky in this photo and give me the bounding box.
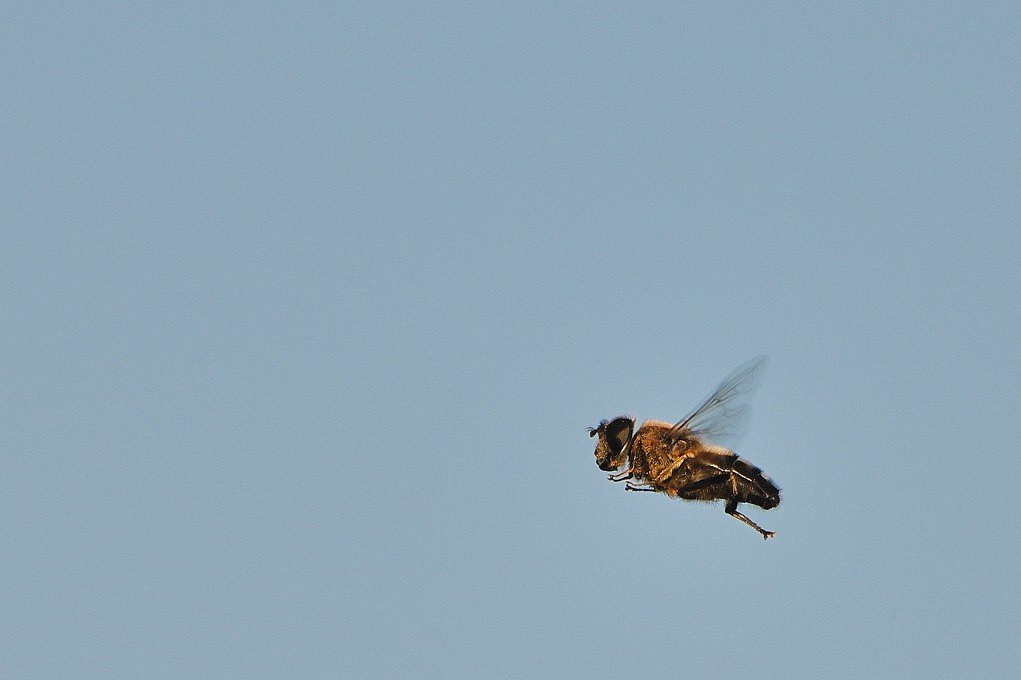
[4,3,1020,678]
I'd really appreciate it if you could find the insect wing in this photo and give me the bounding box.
[671,356,767,446]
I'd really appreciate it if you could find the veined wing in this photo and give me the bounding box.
[670,356,767,446]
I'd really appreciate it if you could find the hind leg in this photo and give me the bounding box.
[725,498,776,540]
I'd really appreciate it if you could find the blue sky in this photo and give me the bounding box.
[3,3,1020,678]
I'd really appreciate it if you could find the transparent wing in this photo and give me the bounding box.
[670,356,767,446]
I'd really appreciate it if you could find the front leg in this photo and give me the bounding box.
[607,470,633,482]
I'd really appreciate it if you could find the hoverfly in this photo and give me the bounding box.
[589,357,780,540]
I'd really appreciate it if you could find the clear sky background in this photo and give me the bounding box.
[4,3,1020,678]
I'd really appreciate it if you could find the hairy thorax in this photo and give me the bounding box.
[629,420,739,493]
[629,420,688,482]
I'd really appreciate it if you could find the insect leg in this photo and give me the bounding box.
[724,498,775,540]
[607,470,633,482]
[672,472,730,494]
[654,457,688,483]
[624,482,657,492]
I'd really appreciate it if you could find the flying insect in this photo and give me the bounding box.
[589,357,780,540]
